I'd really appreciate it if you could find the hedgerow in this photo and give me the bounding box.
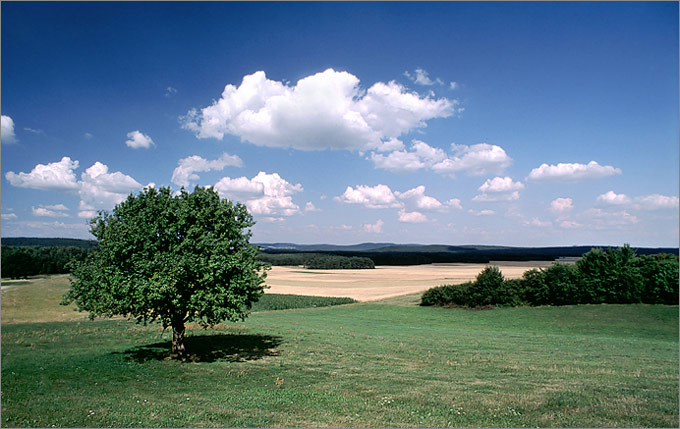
[421,245,679,308]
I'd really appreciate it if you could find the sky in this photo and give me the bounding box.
[1,1,678,247]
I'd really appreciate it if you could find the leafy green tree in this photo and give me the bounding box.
[577,244,643,304]
[467,266,505,307]
[63,186,268,358]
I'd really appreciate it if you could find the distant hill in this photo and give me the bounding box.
[2,238,676,263]
[257,242,678,265]
[2,237,98,249]
[256,242,396,252]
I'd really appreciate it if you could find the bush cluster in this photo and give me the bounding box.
[421,245,679,308]
[258,252,375,269]
[1,246,91,279]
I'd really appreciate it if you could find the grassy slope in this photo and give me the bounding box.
[1,276,678,428]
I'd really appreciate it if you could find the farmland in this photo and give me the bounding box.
[264,262,553,301]
[2,270,678,427]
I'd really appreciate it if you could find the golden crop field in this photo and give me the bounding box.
[264,262,553,301]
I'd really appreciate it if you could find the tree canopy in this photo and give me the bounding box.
[63,186,268,358]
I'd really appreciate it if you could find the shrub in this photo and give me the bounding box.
[635,254,679,305]
[496,278,526,307]
[467,266,505,307]
[576,244,643,304]
[542,263,581,305]
[521,268,550,305]
[420,282,471,306]
[420,245,679,309]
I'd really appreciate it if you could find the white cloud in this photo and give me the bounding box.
[635,194,679,210]
[5,157,80,191]
[214,171,303,217]
[171,152,243,188]
[597,191,678,210]
[396,185,445,211]
[597,191,631,206]
[473,176,524,202]
[78,162,143,216]
[431,143,512,176]
[412,140,447,164]
[304,202,320,212]
[363,219,384,233]
[43,204,69,211]
[165,86,178,97]
[84,132,94,140]
[369,150,425,173]
[370,141,512,177]
[473,191,520,202]
[398,209,428,223]
[182,69,455,151]
[524,218,552,227]
[559,220,582,229]
[469,209,495,216]
[527,161,622,182]
[375,137,405,152]
[24,127,45,135]
[478,176,525,193]
[2,213,18,221]
[447,198,463,210]
[32,206,69,218]
[550,197,574,213]
[582,208,640,228]
[5,157,143,217]
[449,81,458,90]
[125,130,155,149]
[335,184,401,209]
[1,115,17,143]
[404,68,444,86]
[78,210,97,219]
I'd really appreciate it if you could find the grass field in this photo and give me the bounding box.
[1,274,678,427]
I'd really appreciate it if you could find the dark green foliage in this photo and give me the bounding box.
[251,293,356,311]
[63,186,268,356]
[496,278,526,307]
[521,268,550,305]
[541,263,581,306]
[421,245,679,308]
[258,252,374,269]
[1,246,90,279]
[634,254,679,304]
[260,244,677,266]
[420,282,472,306]
[576,244,644,304]
[2,237,98,249]
[467,266,505,307]
[304,255,374,269]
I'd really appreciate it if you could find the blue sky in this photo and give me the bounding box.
[2,1,678,247]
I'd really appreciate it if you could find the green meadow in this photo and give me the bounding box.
[1,275,678,427]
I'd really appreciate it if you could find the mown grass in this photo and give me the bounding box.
[1,275,678,427]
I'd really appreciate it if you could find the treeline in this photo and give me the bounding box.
[258,252,375,269]
[2,237,98,249]
[347,246,676,265]
[1,246,91,279]
[421,245,679,307]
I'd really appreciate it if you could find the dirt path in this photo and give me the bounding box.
[264,262,552,302]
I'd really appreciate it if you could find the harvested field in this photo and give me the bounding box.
[265,262,553,301]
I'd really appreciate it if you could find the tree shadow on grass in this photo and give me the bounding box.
[118,333,283,363]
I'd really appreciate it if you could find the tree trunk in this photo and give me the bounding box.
[172,321,186,358]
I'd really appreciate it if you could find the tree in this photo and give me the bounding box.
[63,186,268,358]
